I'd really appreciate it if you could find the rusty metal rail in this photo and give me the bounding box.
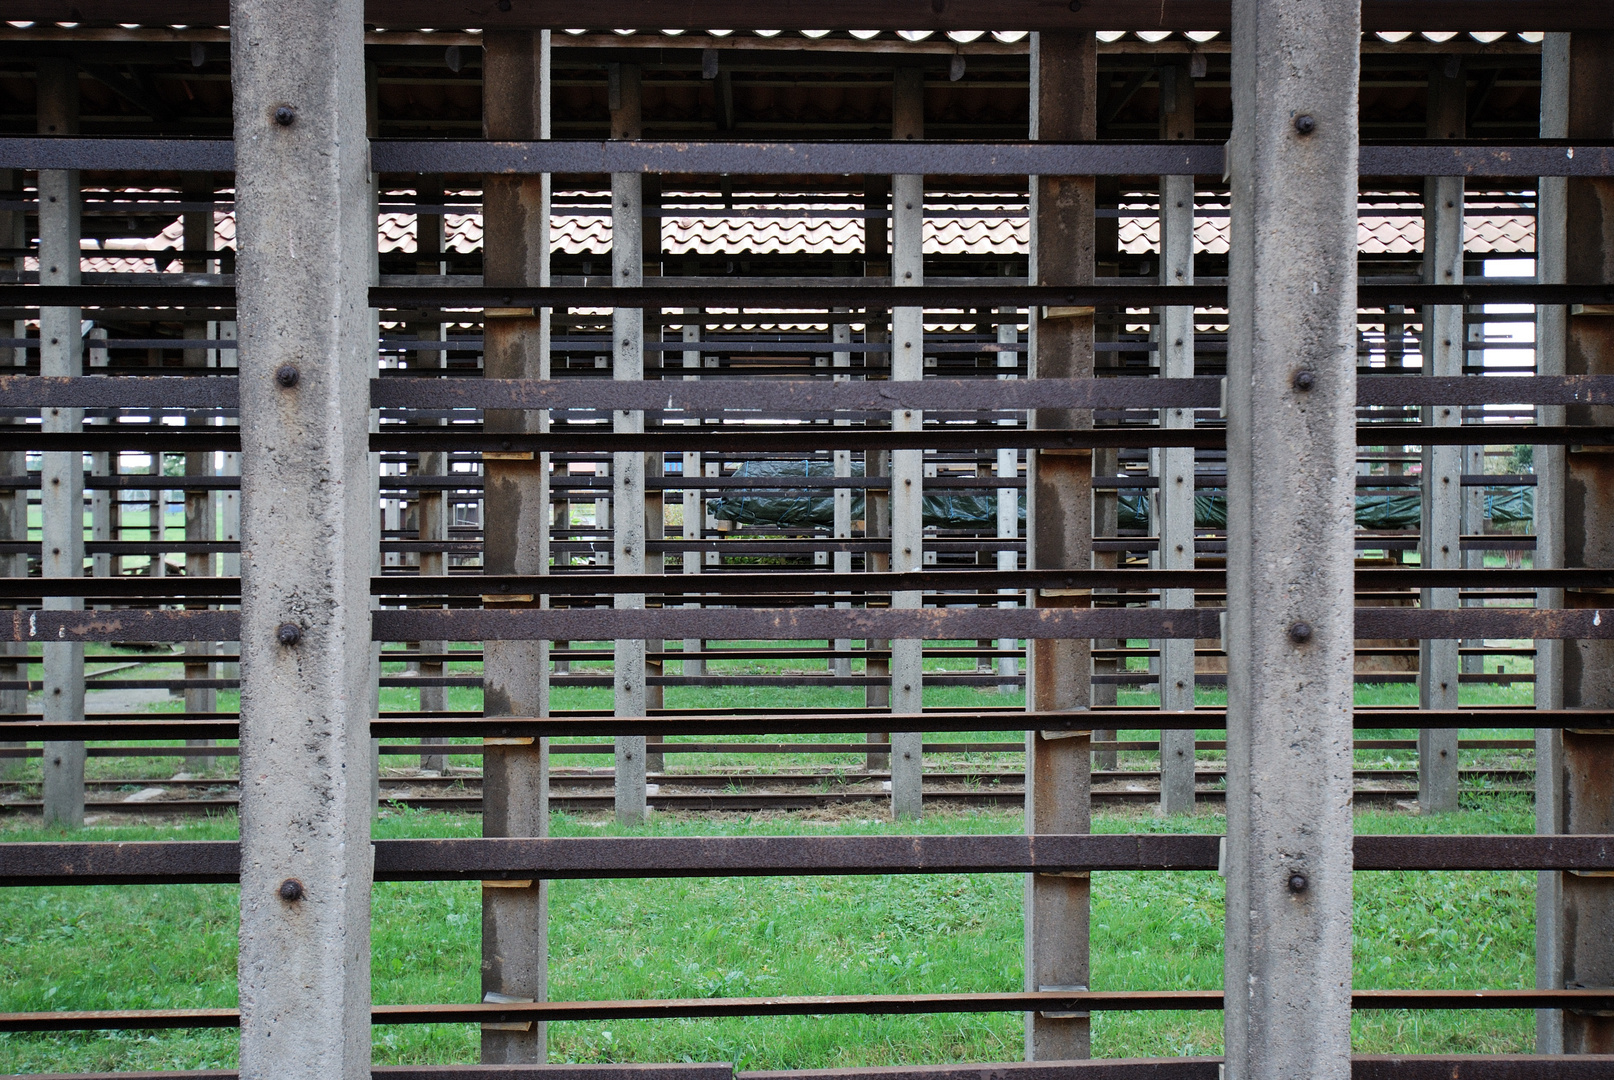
[2,834,1608,888]
[3,989,1613,1034]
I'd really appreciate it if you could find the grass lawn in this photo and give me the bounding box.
[0,798,1540,1073]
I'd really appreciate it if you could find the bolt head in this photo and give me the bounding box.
[1288,873,1309,893]
[279,878,304,901]
[277,623,303,646]
[1292,370,1316,391]
[274,105,296,127]
[1287,622,1313,644]
[275,364,300,388]
[1294,114,1316,135]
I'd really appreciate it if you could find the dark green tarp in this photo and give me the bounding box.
[707,460,1534,531]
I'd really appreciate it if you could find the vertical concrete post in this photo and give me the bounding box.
[183,177,218,767]
[479,29,552,1064]
[0,168,28,776]
[682,309,704,678]
[37,58,86,828]
[863,174,892,767]
[995,303,1020,693]
[1157,60,1197,816]
[889,65,925,820]
[1534,31,1570,1053]
[610,63,649,825]
[832,314,854,681]
[1536,29,1614,1057]
[1223,2,1359,1079]
[1023,30,1095,1062]
[1418,58,1466,814]
[230,0,373,1074]
[414,176,450,770]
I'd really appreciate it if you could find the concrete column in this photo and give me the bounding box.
[889,65,925,820]
[682,310,704,678]
[863,174,891,767]
[1024,30,1095,1062]
[610,63,649,825]
[832,315,854,681]
[1417,58,1466,814]
[230,0,373,1074]
[1534,31,1570,1053]
[87,328,111,587]
[1536,29,1614,1057]
[1223,2,1359,1079]
[414,176,450,769]
[995,305,1020,693]
[479,29,552,1064]
[37,58,86,828]
[0,168,27,776]
[1157,60,1197,816]
[183,177,218,766]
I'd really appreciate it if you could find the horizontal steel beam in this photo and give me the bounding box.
[7,375,1614,413]
[4,283,1614,314]
[0,1059,1609,1080]
[4,568,1613,601]
[3,989,1614,1033]
[2,707,1608,744]
[3,138,1614,176]
[2,833,1609,887]
[4,606,1614,643]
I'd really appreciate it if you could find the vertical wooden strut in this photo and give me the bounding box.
[864,173,892,769]
[1223,1,1359,1079]
[479,28,552,1064]
[889,64,925,820]
[611,63,649,826]
[1535,28,1614,1058]
[415,176,450,773]
[182,175,218,771]
[1156,58,1198,817]
[230,0,374,1074]
[1418,56,1467,815]
[1023,29,1095,1062]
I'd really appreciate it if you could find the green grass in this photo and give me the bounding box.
[0,800,1541,1072]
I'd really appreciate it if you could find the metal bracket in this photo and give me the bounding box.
[1041,305,1095,320]
[481,990,536,1032]
[1570,304,1614,316]
[1037,984,1090,1019]
[1565,983,1614,1018]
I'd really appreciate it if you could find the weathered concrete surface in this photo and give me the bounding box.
[479,28,553,1065]
[1224,2,1359,1079]
[1023,29,1095,1063]
[230,1,374,1075]
[37,58,85,828]
[1156,59,1197,817]
[0,167,22,776]
[1539,29,1614,1058]
[889,65,925,821]
[610,63,649,826]
[1417,58,1466,814]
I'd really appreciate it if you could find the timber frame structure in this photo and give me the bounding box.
[1,2,1614,1079]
